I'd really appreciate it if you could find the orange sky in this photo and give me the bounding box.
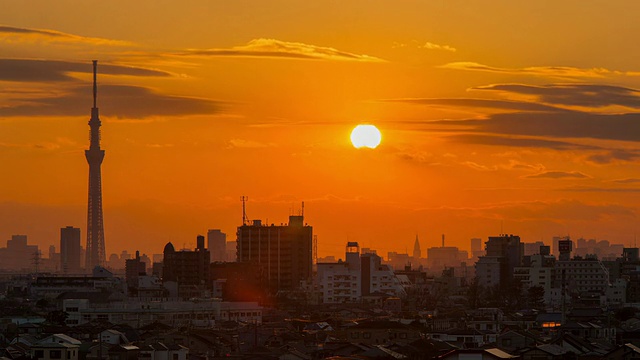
[2,1,640,259]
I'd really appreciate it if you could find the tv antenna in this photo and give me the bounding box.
[241,196,249,225]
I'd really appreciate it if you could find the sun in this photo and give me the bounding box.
[350,125,382,149]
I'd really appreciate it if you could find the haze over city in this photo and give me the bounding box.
[2,1,640,259]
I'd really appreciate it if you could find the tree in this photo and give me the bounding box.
[527,286,545,310]
[46,310,68,326]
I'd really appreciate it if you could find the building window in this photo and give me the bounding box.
[34,350,44,359]
[173,354,179,360]
[363,332,371,339]
[50,350,62,359]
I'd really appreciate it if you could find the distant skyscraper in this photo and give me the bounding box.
[207,229,227,262]
[85,60,106,270]
[0,235,38,272]
[60,226,81,274]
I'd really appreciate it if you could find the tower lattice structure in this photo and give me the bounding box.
[85,60,106,270]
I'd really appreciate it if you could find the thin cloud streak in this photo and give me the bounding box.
[0,84,221,118]
[0,24,133,46]
[525,171,590,179]
[439,61,639,79]
[0,59,171,82]
[380,97,565,112]
[473,83,640,109]
[176,38,386,62]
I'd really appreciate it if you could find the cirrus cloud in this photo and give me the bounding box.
[176,38,385,62]
[438,61,639,79]
[525,171,590,179]
[0,24,133,46]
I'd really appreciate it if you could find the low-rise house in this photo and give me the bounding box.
[437,348,517,360]
[496,329,541,353]
[32,336,82,360]
[429,328,487,348]
[604,343,640,360]
[346,321,421,346]
[520,344,568,360]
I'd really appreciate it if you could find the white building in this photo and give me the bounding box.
[317,242,406,304]
[555,255,610,295]
[63,299,262,327]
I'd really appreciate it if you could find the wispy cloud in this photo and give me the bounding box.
[0,25,133,46]
[381,97,563,112]
[177,38,385,62]
[439,61,638,79]
[227,139,276,149]
[610,178,640,184]
[393,40,456,52]
[0,84,221,118]
[525,171,590,179]
[0,59,171,82]
[419,42,456,52]
[473,84,640,109]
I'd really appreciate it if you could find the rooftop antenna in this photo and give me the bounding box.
[442,234,445,248]
[301,201,304,218]
[241,196,248,225]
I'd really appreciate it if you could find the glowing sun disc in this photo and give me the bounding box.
[351,124,382,149]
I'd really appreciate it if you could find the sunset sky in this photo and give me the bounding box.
[2,1,640,259]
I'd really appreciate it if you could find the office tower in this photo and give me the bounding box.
[60,226,81,274]
[236,215,313,293]
[85,60,106,270]
[207,229,227,262]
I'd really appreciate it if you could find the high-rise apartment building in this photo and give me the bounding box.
[60,226,81,274]
[237,215,312,293]
[207,229,227,262]
[475,234,523,289]
[162,235,211,299]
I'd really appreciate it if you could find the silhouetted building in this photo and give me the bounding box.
[210,262,265,302]
[60,226,81,274]
[0,235,39,272]
[162,236,211,299]
[225,240,236,261]
[475,234,523,289]
[85,60,107,271]
[207,229,226,262]
[237,215,313,293]
[413,235,421,259]
[125,250,146,291]
[558,238,573,261]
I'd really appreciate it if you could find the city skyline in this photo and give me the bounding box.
[2,2,640,258]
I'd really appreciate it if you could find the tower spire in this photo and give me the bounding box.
[92,60,97,109]
[413,234,421,259]
[85,60,106,271]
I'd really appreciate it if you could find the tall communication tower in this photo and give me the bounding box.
[85,60,106,270]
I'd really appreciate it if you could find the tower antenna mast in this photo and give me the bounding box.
[241,196,248,225]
